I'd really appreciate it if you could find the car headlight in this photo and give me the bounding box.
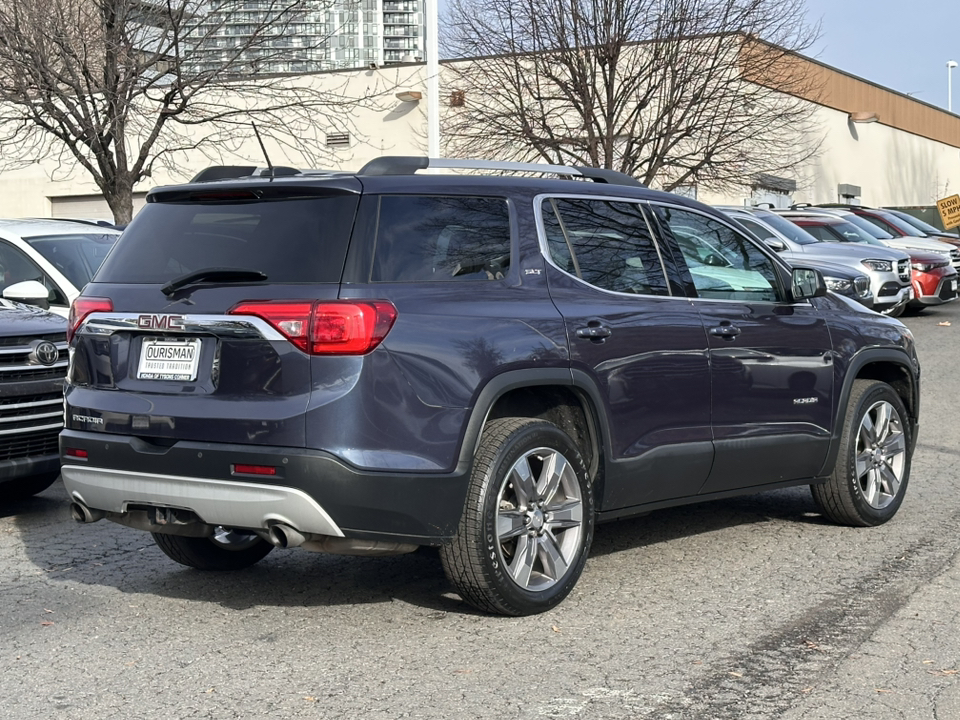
[911,262,937,272]
[824,277,852,292]
[861,259,892,272]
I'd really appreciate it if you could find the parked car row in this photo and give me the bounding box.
[719,204,958,316]
[0,220,122,500]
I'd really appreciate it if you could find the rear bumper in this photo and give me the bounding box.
[59,430,470,544]
[0,453,60,485]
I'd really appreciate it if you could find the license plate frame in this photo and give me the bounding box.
[137,337,202,381]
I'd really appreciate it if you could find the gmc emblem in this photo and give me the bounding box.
[137,314,186,330]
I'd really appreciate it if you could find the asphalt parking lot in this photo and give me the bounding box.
[3,302,960,720]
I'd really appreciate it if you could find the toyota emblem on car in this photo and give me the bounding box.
[31,340,59,366]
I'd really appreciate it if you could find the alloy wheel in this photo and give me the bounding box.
[855,400,907,510]
[495,447,584,591]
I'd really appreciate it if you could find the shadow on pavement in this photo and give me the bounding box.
[590,484,827,558]
[9,479,826,614]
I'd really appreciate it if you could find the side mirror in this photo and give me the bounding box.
[763,238,786,252]
[3,280,51,309]
[790,267,827,301]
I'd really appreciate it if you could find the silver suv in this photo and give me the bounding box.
[718,207,911,315]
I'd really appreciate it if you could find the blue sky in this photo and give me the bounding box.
[804,0,957,110]
[437,0,958,112]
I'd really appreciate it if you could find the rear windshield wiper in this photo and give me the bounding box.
[161,267,268,296]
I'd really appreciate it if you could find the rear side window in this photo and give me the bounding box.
[371,196,511,282]
[24,233,118,289]
[96,195,359,283]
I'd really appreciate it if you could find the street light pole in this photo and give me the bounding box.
[949,60,958,113]
[426,0,440,158]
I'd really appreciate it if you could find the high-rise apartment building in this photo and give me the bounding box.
[189,0,426,74]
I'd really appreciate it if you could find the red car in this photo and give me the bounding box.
[908,250,958,309]
[783,214,956,310]
[818,204,960,261]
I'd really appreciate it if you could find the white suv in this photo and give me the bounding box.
[0,219,122,317]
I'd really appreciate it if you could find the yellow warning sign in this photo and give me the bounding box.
[937,194,960,230]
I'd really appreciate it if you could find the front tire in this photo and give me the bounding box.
[152,527,273,570]
[812,379,912,526]
[441,417,594,616]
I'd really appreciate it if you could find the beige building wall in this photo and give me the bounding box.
[0,65,428,221]
[0,54,958,219]
[793,104,959,207]
[700,102,960,208]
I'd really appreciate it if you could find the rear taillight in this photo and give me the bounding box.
[228,300,397,355]
[67,297,113,344]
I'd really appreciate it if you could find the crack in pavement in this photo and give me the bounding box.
[645,511,960,719]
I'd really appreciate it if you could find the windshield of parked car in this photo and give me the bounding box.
[869,209,932,237]
[755,213,820,245]
[24,233,119,290]
[842,213,895,239]
[885,210,943,235]
[823,220,888,246]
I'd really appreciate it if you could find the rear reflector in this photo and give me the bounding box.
[228,300,397,355]
[65,448,88,459]
[233,464,277,476]
[68,297,113,344]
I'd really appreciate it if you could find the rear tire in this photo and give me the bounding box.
[152,528,273,570]
[3,472,59,502]
[440,417,594,616]
[812,380,912,526]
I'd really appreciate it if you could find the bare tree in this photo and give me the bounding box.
[0,0,381,223]
[442,0,822,193]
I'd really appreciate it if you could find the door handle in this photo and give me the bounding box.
[576,324,612,340]
[709,323,741,340]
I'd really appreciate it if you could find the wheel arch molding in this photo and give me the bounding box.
[455,369,612,485]
[820,347,919,477]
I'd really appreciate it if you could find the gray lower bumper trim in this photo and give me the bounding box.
[61,465,344,537]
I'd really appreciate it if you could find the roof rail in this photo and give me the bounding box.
[26,217,120,228]
[357,156,645,187]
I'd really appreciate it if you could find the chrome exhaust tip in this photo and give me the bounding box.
[267,523,306,549]
[70,502,106,524]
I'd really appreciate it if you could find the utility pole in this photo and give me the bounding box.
[427,0,440,157]
[949,60,958,113]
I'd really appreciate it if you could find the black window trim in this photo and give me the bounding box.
[532,193,676,300]
[644,200,803,306]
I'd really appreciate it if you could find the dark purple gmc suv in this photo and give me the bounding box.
[60,158,920,615]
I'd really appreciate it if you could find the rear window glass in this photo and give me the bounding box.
[371,196,511,282]
[95,196,359,284]
[24,233,118,290]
